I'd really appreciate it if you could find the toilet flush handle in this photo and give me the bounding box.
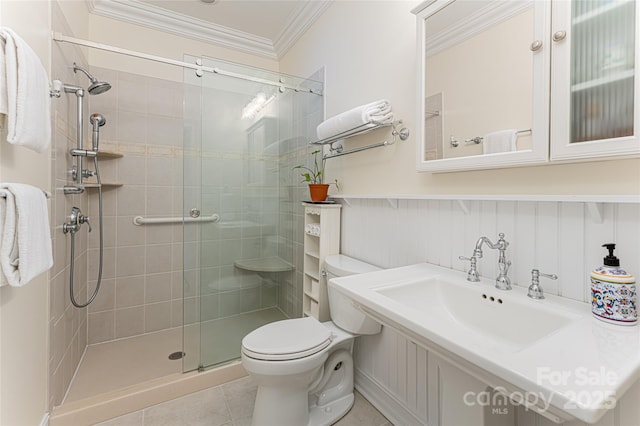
[321,270,327,278]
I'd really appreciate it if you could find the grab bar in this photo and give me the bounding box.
[133,213,220,226]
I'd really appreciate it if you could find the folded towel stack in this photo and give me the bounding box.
[305,224,321,236]
[482,129,517,155]
[0,27,51,153]
[0,183,53,287]
[316,99,394,140]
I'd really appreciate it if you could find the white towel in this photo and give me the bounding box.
[0,183,53,287]
[316,99,394,140]
[0,27,51,153]
[482,129,517,155]
[0,33,7,118]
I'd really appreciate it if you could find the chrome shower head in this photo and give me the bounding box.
[88,81,112,95]
[73,63,111,95]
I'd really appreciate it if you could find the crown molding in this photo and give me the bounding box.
[88,0,278,59]
[273,1,332,58]
[87,0,332,60]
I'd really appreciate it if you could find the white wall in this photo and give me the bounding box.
[0,0,52,424]
[279,1,640,196]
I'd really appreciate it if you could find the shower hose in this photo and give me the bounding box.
[69,155,104,308]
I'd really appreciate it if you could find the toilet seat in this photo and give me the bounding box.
[242,317,333,361]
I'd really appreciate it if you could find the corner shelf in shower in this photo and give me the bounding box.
[234,257,294,273]
[96,150,123,159]
[84,183,123,189]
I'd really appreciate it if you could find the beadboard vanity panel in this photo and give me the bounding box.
[340,198,639,303]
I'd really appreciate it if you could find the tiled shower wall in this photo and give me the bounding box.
[339,197,640,424]
[48,3,90,408]
[84,68,185,344]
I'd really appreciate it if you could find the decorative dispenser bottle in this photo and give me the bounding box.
[591,244,637,325]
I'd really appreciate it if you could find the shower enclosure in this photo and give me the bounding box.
[51,33,324,411]
[182,56,324,371]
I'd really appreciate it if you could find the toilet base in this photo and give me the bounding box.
[309,392,354,426]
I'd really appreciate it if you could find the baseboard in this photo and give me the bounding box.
[355,368,425,426]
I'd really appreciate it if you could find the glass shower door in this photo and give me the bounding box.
[182,56,323,370]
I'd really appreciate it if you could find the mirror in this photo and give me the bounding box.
[413,0,550,172]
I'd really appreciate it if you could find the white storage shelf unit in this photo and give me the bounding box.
[302,203,341,321]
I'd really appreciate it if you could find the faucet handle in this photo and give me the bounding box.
[528,269,558,300]
[459,255,480,282]
[79,214,92,232]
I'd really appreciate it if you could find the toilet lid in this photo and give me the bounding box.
[242,317,332,361]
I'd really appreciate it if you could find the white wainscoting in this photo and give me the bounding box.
[340,198,640,425]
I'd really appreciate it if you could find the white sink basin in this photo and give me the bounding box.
[329,262,640,424]
[375,277,575,350]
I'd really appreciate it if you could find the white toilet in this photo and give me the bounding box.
[241,255,381,426]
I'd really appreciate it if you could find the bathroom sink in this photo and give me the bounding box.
[374,276,575,350]
[328,262,640,424]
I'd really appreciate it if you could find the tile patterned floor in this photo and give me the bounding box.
[95,376,391,426]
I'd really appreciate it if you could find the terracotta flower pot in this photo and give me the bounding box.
[308,184,329,202]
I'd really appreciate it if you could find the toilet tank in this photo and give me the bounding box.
[325,255,382,335]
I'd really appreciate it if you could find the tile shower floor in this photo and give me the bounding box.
[66,308,287,402]
[95,376,392,426]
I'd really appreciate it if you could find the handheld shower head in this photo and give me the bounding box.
[73,63,112,95]
[90,113,106,128]
[89,113,106,151]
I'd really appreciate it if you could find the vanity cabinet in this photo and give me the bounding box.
[413,0,639,172]
[302,203,341,321]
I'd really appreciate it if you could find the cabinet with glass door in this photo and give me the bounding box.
[551,0,639,161]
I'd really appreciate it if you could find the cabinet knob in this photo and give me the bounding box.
[552,30,567,42]
[529,40,543,51]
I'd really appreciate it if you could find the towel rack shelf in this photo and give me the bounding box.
[311,120,396,146]
[311,120,409,160]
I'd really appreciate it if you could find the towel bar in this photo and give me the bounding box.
[450,129,532,148]
[0,189,51,199]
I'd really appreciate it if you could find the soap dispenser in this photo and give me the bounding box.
[591,243,636,325]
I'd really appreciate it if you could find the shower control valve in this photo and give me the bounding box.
[63,207,91,234]
[82,169,95,178]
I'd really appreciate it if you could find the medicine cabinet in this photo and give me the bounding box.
[413,0,640,173]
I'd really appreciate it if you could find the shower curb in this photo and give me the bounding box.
[49,361,247,426]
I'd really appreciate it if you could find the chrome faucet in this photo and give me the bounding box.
[463,233,512,290]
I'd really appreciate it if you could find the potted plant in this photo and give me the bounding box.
[294,149,339,202]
